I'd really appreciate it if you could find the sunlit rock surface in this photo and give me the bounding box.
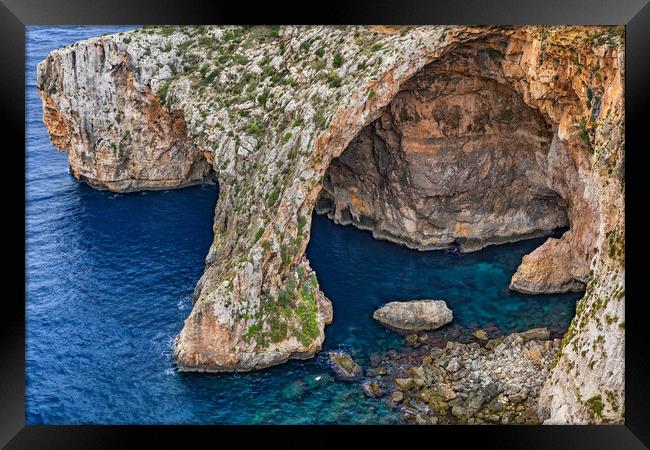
[373,300,453,332]
[38,25,624,423]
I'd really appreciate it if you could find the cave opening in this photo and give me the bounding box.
[316,40,571,259]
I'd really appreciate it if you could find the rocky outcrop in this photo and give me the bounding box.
[362,380,386,398]
[373,300,453,332]
[515,327,550,342]
[375,330,561,425]
[38,26,624,423]
[37,37,214,192]
[328,351,363,381]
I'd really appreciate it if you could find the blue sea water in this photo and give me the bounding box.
[26,26,581,424]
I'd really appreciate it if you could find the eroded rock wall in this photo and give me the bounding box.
[37,26,624,423]
[318,43,570,252]
[499,28,625,424]
[37,38,214,192]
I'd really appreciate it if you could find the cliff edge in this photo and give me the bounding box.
[37,25,624,423]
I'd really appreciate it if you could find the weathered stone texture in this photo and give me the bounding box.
[38,26,624,423]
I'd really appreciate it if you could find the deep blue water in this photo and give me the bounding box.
[26,26,581,424]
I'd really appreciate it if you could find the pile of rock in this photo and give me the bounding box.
[385,328,559,424]
[326,297,558,425]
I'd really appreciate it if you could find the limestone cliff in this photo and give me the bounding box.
[37,36,214,191]
[37,25,624,423]
[317,41,569,253]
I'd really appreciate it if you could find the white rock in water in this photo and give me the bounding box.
[373,300,453,332]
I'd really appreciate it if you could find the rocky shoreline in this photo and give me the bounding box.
[38,25,625,423]
[331,327,559,425]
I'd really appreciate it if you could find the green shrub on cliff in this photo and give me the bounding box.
[254,227,265,242]
[266,190,279,207]
[277,288,293,307]
[267,25,281,39]
[268,316,288,343]
[332,52,343,68]
[244,323,261,343]
[295,279,319,346]
[176,39,193,54]
[579,118,594,154]
[157,25,175,37]
[280,244,292,265]
[300,38,313,52]
[486,49,503,60]
[327,71,342,88]
[157,80,171,105]
[201,68,220,85]
[247,122,265,136]
[297,215,307,235]
[585,394,604,418]
[257,90,271,106]
[198,36,216,47]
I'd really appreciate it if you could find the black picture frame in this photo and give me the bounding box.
[2,0,648,447]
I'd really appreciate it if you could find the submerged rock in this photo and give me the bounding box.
[373,300,453,332]
[473,329,489,341]
[362,380,386,398]
[281,380,307,400]
[328,351,363,381]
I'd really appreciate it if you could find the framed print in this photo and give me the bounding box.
[2,0,648,447]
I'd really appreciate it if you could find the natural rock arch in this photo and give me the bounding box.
[317,41,573,261]
[38,25,624,423]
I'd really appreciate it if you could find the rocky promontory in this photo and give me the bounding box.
[38,25,625,424]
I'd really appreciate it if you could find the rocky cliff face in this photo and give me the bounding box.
[37,37,214,191]
[317,42,569,253]
[37,25,624,423]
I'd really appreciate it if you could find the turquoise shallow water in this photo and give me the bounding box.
[26,26,581,424]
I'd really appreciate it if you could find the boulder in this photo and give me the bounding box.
[408,366,426,380]
[328,351,363,381]
[486,337,504,350]
[516,327,550,342]
[473,329,488,341]
[395,378,415,391]
[362,380,385,398]
[451,404,467,418]
[440,387,458,401]
[389,391,404,406]
[446,357,461,372]
[526,345,543,361]
[510,388,529,404]
[373,300,453,332]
